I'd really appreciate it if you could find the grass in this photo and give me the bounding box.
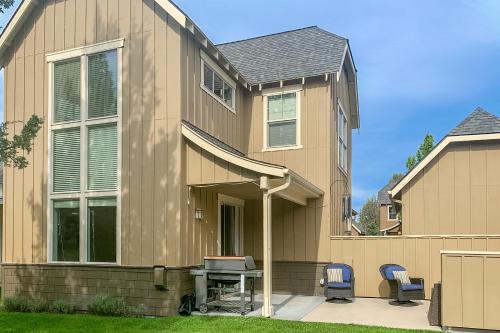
[0,312,434,333]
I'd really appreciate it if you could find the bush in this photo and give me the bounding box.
[52,299,75,314]
[88,295,129,317]
[3,295,31,312]
[28,297,49,313]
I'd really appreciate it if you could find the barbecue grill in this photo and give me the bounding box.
[190,256,262,315]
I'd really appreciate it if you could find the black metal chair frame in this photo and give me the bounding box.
[379,264,425,304]
[323,263,355,300]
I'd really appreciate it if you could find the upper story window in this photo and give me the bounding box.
[263,86,302,150]
[200,50,236,112]
[388,205,398,220]
[338,101,348,172]
[47,39,123,264]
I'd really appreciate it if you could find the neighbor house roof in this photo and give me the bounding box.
[390,107,500,198]
[217,26,351,85]
[378,180,398,205]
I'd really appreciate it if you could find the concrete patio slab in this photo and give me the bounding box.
[192,293,324,321]
[302,297,441,331]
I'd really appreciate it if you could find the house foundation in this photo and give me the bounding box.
[1,264,195,316]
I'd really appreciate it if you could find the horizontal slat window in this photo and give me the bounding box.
[88,50,118,119]
[88,123,118,191]
[53,128,81,192]
[54,58,81,123]
[201,60,235,110]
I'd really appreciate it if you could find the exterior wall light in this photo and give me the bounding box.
[195,208,204,220]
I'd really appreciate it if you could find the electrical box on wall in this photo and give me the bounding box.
[153,266,168,290]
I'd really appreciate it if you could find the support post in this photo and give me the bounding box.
[259,175,292,317]
[262,189,273,317]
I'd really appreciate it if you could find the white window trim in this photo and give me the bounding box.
[387,204,398,221]
[47,40,123,265]
[200,50,236,113]
[337,100,348,173]
[262,85,302,152]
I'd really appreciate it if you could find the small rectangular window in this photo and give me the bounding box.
[338,104,348,171]
[88,50,118,119]
[53,127,81,192]
[53,200,80,262]
[54,58,81,123]
[87,198,117,263]
[266,92,298,148]
[88,123,118,191]
[388,205,398,220]
[201,55,235,110]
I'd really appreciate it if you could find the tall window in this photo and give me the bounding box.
[264,89,301,149]
[200,51,235,111]
[48,41,122,264]
[338,102,348,171]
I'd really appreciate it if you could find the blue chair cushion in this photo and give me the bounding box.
[401,283,423,291]
[327,282,351,289]
[383,264,406,280]
[327,264,351,282]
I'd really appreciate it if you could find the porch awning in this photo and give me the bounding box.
[181,121,323,206]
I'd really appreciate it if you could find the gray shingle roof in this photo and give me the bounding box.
[378,180,397,205]
[448,107,500,136]
[217,26,348,85]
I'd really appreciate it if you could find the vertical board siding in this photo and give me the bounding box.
[403,141,500,235]
[328,236,500,300]
[2,0,184,266]
[442,252,500,330]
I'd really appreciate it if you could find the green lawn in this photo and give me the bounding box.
[0,312,433,333]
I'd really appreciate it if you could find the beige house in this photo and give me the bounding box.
[377,180,401,235]
[0,0,359,316]
[390,108,500,235]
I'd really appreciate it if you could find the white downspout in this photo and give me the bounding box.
[260,173,292,318]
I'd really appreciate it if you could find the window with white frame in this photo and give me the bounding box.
[338,102,348,171]
[264,88,300,149]
[200,51,235,111]
[48,41,122,264]
[388,205,398,220]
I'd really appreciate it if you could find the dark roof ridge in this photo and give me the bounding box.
[216,26,320,46]
[448,107,500,136]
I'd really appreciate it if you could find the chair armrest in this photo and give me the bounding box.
[410,277,424,286]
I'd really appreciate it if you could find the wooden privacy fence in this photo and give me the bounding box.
[441,251,500,330]
[328,235,500,299]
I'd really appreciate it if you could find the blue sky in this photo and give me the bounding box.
[2,1,500,211]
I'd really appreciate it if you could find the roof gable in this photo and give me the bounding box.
[390,108,500,198]
[217,26,349,85]
[449,107,500,136]
[378,180,397,205]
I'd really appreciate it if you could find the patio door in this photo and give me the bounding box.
[218,194,244,256]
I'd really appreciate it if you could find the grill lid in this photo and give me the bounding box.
[204,256,256,271]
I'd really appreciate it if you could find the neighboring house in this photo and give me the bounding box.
[390,108,500,235]
[0,0,359,317]
[377,180,401,235]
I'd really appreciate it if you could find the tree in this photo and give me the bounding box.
[360,196,380,236]
[0,1,44,168]
[406,133,434,172]
[0,0,14,13]
[0,115,44,169]
[390,172,404,183]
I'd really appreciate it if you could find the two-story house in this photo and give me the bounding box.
[0,0,359,316]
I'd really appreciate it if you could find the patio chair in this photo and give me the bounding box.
[322,263,355,301]
[379,264,424,305]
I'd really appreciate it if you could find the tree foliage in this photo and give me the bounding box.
[0,115,44,169]
[0,0,14,13]
[360,196,380,236]
[406,133,434,171]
